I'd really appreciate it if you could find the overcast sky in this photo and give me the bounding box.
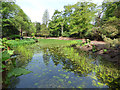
[16,0,104,23]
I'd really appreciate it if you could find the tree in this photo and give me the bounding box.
[40,24,49,37]
[49,2,97,38]
[101,0,120,39]
[1,1,35,37]
[1,2,20,37]
[49,10,69,37]
[48,10,62,37]
[68,2,96,38]
[42,9,49,26]
[35,22,41,33]
[13,8,30,36]
[27,22,36,36]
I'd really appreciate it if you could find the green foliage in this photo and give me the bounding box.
[40,24,49,37]
[7,68,31,78]
[46,44,119,88]
[99,1,120,41]
[5,67,31,84]
[102,21,119,38]
[49,10,69,37]
[2,38,7,42]
[35,22,41,34]
[0,38,15,72]
[6,39,35,48]
[31,33,35,37]
[2,50,11,62]
[49,2,97,38]
[9,35,21,39]
[15,38,19,41]
[28,22,36,36]
[1,2,35,37]
[103,49,107,53]
[14,45,34,61]
[67,2,96,38]
[102,35,120,47]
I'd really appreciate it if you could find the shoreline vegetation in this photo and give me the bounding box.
[19,36,120,65]
[1,37,120,88]
[41,37,120,65]
[1,0,120,88]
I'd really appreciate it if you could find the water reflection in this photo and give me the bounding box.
[46,47,120,88]
[8,46,120,88]
[42,48,50,66]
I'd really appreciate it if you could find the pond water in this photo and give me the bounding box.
[8,47,119,88]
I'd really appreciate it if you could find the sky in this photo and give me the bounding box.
[16,0,104,23]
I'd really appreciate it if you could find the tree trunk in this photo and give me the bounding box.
[21,29,22,37]
[61,24,63,36]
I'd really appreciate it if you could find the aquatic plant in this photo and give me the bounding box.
[46,46,120,88]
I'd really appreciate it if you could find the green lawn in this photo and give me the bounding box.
[36,39,83,48]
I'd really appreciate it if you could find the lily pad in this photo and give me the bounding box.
[63,74,66,77]
[77,86,82,88]
[64,70,67,72]
[79,78,82,80]
[34,73,38,75]
[38,75,41,77]
[53,76,56,78]
[58,70,61,72]
[68,81,72,84]
[59,79,64,82]
[65,76,69,79]
[34,83,38,85]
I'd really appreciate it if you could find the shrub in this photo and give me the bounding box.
[102,35,120,48]
[2,38,7,42]
[9,35,21,39]
[15,38,19,41]
[31,33,35,37]
[102,24,118,39]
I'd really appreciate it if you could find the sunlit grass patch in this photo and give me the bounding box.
[35,39,82,48]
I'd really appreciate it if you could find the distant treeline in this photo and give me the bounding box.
[1,0,120,41]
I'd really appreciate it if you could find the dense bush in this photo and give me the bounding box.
[102,35,120,48]
[9,35,21,39]
[6,39,36,48]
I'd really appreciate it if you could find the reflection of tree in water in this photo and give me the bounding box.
[42,48,51,66]
[48,47,93,77]
[108,77,120,88]
[48,47,120,88]
[95,64,120,88]
[51,55,60,66]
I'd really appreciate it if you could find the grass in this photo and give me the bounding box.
[34,39,82,48]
